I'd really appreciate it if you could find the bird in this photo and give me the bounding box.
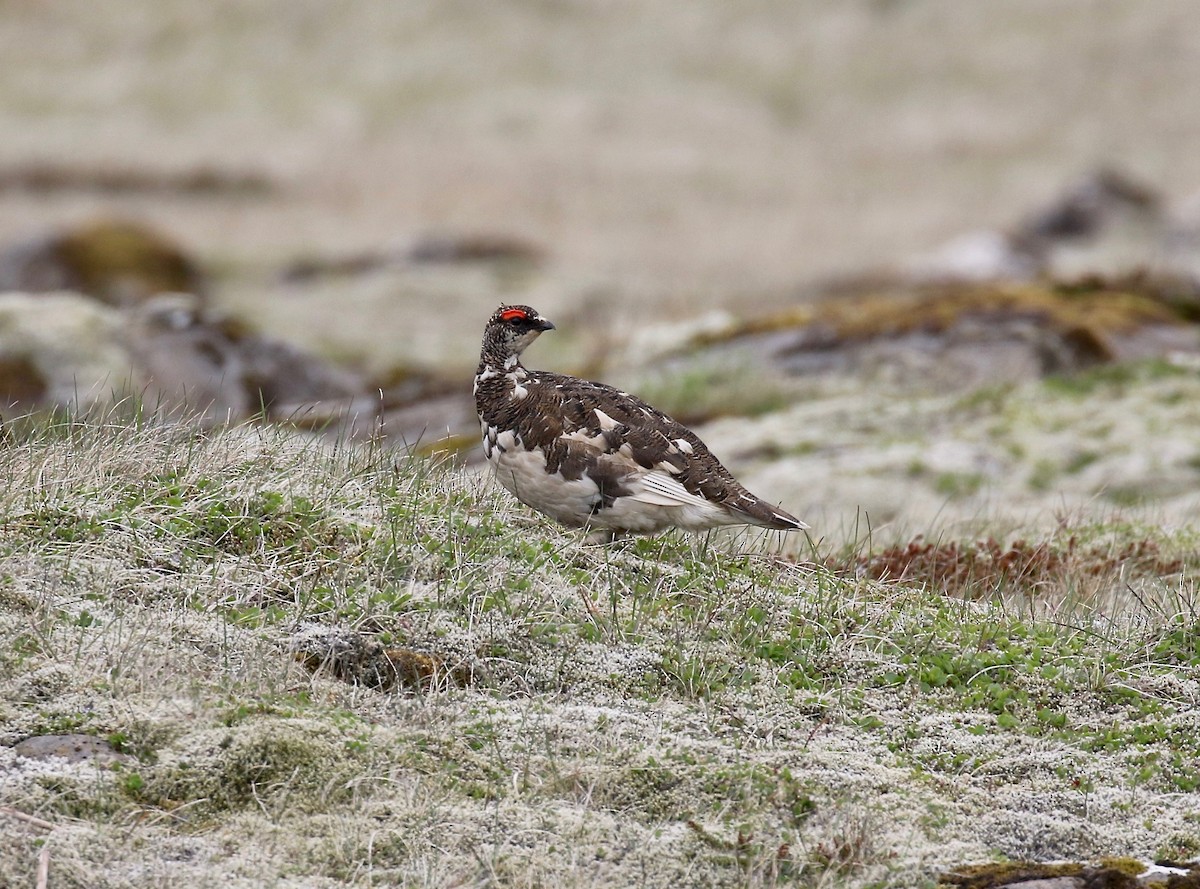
[473,304,807,539]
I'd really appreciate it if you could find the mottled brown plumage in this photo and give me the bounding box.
[474,305,807,537]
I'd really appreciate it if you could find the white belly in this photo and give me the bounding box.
[484,427,738,533]
[489,441,602,527]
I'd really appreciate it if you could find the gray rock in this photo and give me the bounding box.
[0,292,135,411]
[0,290,364,424]
[13,733,132,765]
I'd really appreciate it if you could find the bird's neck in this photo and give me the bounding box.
[477,349,524,376]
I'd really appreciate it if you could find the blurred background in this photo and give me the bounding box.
[3,0,1200,538]
[3,2,1198,363]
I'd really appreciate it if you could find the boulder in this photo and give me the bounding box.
[0,218,205,306]
[0,292,137,412]
[0,291,363,425]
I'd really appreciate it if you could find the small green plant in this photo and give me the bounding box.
[934,472,985,499]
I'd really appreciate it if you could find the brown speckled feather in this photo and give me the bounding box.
[474,305,806,535]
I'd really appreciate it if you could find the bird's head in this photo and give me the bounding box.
[481,305,555,365]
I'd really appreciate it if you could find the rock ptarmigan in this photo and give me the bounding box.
[473,305,807,539]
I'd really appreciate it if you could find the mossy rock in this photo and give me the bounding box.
[938,860,1144,888]
[55,219,204,304]
[731,281,1181,351]
[683,278,1198,384]
[0,218,205,305]
[0,352,47,404]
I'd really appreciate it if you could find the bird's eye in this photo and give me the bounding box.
[508,317,522,327]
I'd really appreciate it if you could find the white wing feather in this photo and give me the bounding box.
[628,470,714,508]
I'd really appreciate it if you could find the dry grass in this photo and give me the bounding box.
[0,409,1198,886]
[2,6,1200,883]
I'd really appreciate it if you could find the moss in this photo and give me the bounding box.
[5,417,1200,884]
[1096,857,1147,876]
[587,761,688,819]
[1027,459,1060,492]
[698,280,1187,364]
[0,353,48,404]
[52,218,205,304]
[938,861,1135,888]
[1156,833,1200,862]
[1043,358,1188,396]
[415,432,478,460]
[934,471,985,499]
[135,718,363,817]
[1064,450,1102,474]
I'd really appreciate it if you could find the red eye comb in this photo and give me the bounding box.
[499,308,528,321]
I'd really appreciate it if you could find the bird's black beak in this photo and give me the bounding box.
[536,318,556,331]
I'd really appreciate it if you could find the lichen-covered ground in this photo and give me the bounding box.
[700,358,1200,551]
[1,394,1198,887]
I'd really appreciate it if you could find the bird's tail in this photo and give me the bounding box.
[733,499,808,531]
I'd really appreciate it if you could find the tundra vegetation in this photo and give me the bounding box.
[1,378,1198,887]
